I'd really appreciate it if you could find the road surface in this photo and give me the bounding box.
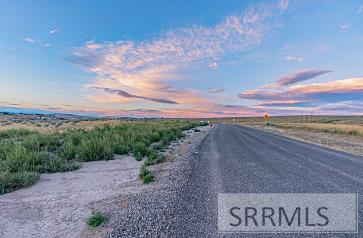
[111,124,363,237]
[174,124,363,237]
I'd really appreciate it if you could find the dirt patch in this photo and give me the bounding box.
[248,125,363,157]
[0,155,143,238]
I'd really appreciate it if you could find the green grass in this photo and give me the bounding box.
[0,171,39,194]
[0,120,207,194]
[144,150,165,166]
[139,165,155,184]
[87,210,108,227]
[0,128,37,139]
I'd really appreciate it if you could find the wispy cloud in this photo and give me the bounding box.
[278,0,289,11]
[285,55,304,62]
[207,87,225,94]
[93,87,177,104]
[49,28,60,34]
[69,1,286,115]
[24,37,36,44]
[276,69,331,86]
[357,5,363,14]
[44,43,51,48]
[340,24,350,31]
[260,69,331,89]
[208,62,218,69]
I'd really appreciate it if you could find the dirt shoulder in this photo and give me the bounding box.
[245,124,363,157]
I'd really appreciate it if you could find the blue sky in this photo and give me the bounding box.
[1,0,363,117]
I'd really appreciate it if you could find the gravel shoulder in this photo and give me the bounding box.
[245,124,363,157]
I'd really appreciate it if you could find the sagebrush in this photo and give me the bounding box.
[0,120,207,194]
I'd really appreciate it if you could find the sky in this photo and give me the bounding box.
[0,0,363,118]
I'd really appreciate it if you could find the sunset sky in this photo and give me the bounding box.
[1,0,363,117]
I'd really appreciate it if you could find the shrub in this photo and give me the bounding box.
[113,144,130,155]
[134,151,143,161]
[4,144,34,172]
[77,136,114,162]
[22,133,63,152]
[32,152,80,173]
[0,128,36,139]
[0,141,14,161]
[151,143,164,151]
[0,171,39,194]
[57,141,77,161]
[132,142,149,157]
[144,151,165,166]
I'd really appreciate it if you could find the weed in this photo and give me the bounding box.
[139,165,155,184]
[87,210,108,227]
[144,151,165,166]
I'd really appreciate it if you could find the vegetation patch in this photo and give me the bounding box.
[0,128,37,139]
[139,165,155,184]
[144,150,165,166]
[87,210,108,227]
[0,171,39,194]
[0,120,207,194]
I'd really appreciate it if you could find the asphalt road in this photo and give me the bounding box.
[173,124,363,237]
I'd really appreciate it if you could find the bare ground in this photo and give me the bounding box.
[248,124,363,157]
[0,155,143,238]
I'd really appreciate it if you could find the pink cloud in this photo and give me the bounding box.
[239,77,363,112]
[68,2,286,117]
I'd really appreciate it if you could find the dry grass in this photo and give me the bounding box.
[196,115,363,137]
[271,123,363,137]
[202,115,363,126]
[0,119,118,132]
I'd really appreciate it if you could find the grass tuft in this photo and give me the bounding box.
[87,210,108,227]
[139,165,155,184]
[0,171,39,194]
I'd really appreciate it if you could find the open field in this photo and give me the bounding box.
[198,115,363,136]
[268,122,363,136]
[0,115,207,194]
[203,115,363,125]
